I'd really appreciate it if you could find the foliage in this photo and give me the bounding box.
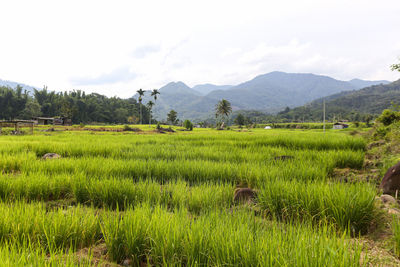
[393,216,400,256]
[151,89,160,101]
[183,119,193,131]
[215,99,232,123]
[377,109,400,126]
[0,86,148,124]
[167,109,178,125]
[391,59,400,72]
[0,129,375,265]
[234,113,245,126]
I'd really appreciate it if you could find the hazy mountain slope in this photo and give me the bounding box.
[279,79,400,121]
[192,84,233,95]
[131,72,393,120]
[205,72,358,111]
[136,82,217,120]
[0,79,38,95]
[348,78,390,89]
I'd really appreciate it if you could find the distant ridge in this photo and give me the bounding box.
[134,71,390,120]
[192,84,233,95]
[275,79,400,121]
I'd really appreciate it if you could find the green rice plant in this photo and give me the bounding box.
[0,173,72,201]
[0,201,101,251]
[101,204,366,266]
[21,156,332,185]
[0,240,93,266]
[73,178,234,212]
[393,216,400,256]
[257,180,376,233]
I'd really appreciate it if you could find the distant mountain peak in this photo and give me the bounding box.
[0,79,39,95]
[348,78,391,89]
[161,81,191,90]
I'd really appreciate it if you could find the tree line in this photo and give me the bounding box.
[0,86,152,124]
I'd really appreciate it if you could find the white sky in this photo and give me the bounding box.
[1,0,400,98]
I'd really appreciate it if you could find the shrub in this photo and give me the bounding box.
[377,109,400,126]
[183,120,193,131]
[123,125,132,131]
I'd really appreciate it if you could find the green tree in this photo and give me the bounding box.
[150,89,160,121]
[151,89,160,102]
[234,113,245,127]
[136,89,145,124]
[377,109,400,126]
[215,99,232,127]
[167,109,178,125]
[21,100,42,119]
[147,101,154,126]
[365,114,373,127]
[115,108,128,123]
[183,119,193,131]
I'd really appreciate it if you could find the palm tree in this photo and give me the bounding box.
[150,89,160,120]
[151,89,160,102]
[147,100,154,127]
[136,89,145,124]
[215,99,232,128]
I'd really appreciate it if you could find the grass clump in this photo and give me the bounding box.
[102,204,365,266]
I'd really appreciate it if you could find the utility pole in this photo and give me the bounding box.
[323,98,326,133]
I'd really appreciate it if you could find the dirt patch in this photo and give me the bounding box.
[74,243,119,267]
[45,198,77,211]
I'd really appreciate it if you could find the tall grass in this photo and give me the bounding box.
[0,241,93,266]
[102,204,365,266]
[0,202,101,251]
[258,180,376,233]
[393,216,400,256]
[0,128,374,265]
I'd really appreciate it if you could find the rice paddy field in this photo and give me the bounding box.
[0,125,380,266]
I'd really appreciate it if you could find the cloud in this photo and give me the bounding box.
[132,45,161,58]
[70,66,138,86]
[238,40,310,65]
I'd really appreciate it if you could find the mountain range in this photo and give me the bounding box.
[137,71,390,120]
[2,72,392,121]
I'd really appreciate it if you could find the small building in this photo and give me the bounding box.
[264,126,272,129]
[34,117,54,125]
[333,122,349,129]
[54,117,72,126]
[33,117,72,126]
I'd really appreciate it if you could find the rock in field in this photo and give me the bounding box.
[42,153,61,160]
[380,161,400,194]
[233,188,257,203]
[380,194,397,205]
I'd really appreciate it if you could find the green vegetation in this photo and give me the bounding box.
[0,127,381,265]
[215,99,232,125]
[0,86,150,124]
[167,109,178,125]
[183,119,193,131]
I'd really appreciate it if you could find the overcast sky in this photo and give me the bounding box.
[1,0,400,98]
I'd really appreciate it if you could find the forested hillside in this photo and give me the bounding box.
[237,79,400,123]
